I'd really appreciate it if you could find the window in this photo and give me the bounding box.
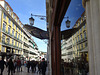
[6,37,10,44]
[16,32,17,38]
[84,31,86,38]
[21,30,22,34]
[79,45,80,50]
[12,22,14,27]
[8,26,11,34]
[3,13,6,19]
[81,44,83,49]
[3,22,6,31]
[18,34,20,39]
[13,14,15,19]
[77,31,79,34]
[8,18,11,24]
[12,29,14,36]
[78,35,79,40]
[18,42,19,47]
[9,10,11,15]
[2,46,5,52]
[85,42,87,47]
[80,33,82,40]
[11,12,13,17]
[7,6,9,11]
[16,25,17,30]
[21,35,22,40]
[83,25,86,29]
[15,41,17,46]
[18,28,20,32]
[12,39,14,45]
[80,28,82,32]
[75,37,77,42]
[2,34,5,42]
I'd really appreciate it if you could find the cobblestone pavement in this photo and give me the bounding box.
[2,66,48,75]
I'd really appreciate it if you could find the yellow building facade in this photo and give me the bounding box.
[0,0,38,60]
[0,0,23,57]
[72,11,88,60]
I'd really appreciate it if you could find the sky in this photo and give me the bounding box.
[61,0,85,31]
[5,0,85,52]
[5,0,47,52]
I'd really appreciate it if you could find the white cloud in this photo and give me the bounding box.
[76,7,79,10]
[77,4,81,7]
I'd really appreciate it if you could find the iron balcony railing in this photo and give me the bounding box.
[77,37,87,45]
[2,28,23,43]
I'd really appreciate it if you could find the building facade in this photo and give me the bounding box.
[0,0,39,60]
[72,12,88,61]
[61,37,73,62]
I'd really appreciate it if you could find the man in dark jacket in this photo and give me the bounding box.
[27,60,31,73]
[7,58,14,75]
[0,57,6,75]
[41,58,47,75]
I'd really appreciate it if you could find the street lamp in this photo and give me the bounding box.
[29,14,46,25]
[23,14,49,40]
[29,14,34,25]
[65,16,71,28]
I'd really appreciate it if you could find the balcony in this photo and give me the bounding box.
[67,52,73,55]
[66,45,72,50]
[61,53,67,56]
[77,37,87,45]
[2,41,12,47]
[77,49,81,51]
[2,41,6,44]
[24,42,29,48]
[2,41,22,51]
[2,29,22,43]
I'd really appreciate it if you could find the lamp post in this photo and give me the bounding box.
[29,13,46,25]
[29,14,34,25]
[66,17,71,28]
[28,14,49,43]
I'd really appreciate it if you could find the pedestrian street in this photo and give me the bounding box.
[3,66,48,75]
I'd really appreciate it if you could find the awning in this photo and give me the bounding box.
[23,20,86,40]
[23,24,49,39]
[61,28,78,40]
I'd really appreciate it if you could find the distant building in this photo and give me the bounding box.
[61,37,73,62]
[72,11,88,61]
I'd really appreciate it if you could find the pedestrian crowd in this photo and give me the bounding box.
[26,58,47,75]
[0,56,47,75]
[61,54,89,75]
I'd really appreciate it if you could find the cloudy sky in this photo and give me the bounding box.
[5,0,84,52]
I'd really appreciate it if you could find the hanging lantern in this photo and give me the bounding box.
[29,17,34,25]
[66,17,71,28]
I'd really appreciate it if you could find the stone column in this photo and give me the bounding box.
[82,0,100,75]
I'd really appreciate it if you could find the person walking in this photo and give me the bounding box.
[13,60,17,73]
[27,60,31,73]
[7,58,14,75]
[16,58,21,72]
[41,58,47,75]
[0,56,6,75]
